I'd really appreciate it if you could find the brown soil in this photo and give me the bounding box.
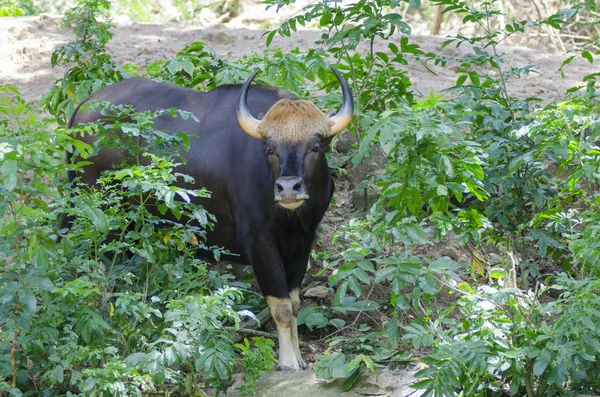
[1,14,594,105]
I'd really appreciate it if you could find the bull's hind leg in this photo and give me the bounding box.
[266,296,302,371]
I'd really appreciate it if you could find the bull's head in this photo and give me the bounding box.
[236,67,354,210]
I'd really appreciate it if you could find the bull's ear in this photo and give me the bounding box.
[322,136,334,151]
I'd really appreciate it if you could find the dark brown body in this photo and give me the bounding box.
[68,74,353,370]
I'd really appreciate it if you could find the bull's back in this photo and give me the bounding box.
[70,78,292,258]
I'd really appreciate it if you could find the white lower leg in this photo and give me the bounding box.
[289,289,306,369]
[290,316,306,369]
[275,322,299,370]
[267,296,302,371]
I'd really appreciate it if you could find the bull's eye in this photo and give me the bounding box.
[266,147,275,156]
[311,145,321,153]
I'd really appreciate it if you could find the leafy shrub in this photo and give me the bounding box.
[410,275,600,396]
[234,337,276,396]
[259,0,600,395]
[0,0,35,16]
[41,0,128,124]
[0,87,265,395]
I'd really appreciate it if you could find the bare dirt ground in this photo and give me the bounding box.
[0,14,595,105]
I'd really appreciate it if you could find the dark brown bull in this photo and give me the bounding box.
[69,67,353,370]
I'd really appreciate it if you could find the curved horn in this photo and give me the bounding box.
[327,66,354,136]
[236,70,262,139]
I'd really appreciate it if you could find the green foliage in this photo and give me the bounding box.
[172,0,241,22]
[0,85,258,395]
[0,0,35,16]
[368,101,489,243]
[314,351,377,392]
[146,41,331,98]
[410,275,600,396]
[234,337,275,396]
[258,0,600,395]
[41,0,128,124]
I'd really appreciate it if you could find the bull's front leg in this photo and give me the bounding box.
[243,233,305,371]
[266,295,304,371]
[289,288,307,369]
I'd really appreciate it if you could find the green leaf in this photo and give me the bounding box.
[30,277,54,291]
[353,267,371,284]
[35,247,50,269]
[409,0,421,9]
[461,162,484,180]
[319,13,331,27]
[533,350,551,376]
[418,274,438,295]
[375,267,396,283]
[341,367,361,391]
[504,349,521,358]
[403,224,429,244]
[2,159,18,191]
[114,168,133,180]
[582,50,593,64]
[182,58,194,76]
[436,185,448,196]
[52,364,64,383]
[341,300,379,312]
[385,315,399,348]
[429,257,461,272]
[411,378,433,389]
[464,180,487,201]
[18,287,37,313]
[330,318,345,328]
[315,352,351,379]
[71,139,93,158]
[266,30,277,47]
[82,203,109,233]
[468,72,480,86]
[305,312,329,329]
[582,316,596,331]
[347,275,362,298]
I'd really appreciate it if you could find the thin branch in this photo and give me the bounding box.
[225,327,311,347]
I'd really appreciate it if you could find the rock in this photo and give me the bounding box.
[303,286,330,299]
[225,366,422,397]
[355,382,386,395]
[204,31,236,45]
[441,247,460,261]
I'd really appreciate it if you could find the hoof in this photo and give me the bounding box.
[298,357,307,370]
[277,358,305,371]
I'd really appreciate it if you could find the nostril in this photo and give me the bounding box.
[293,181,303,191]
[275,183,284,193]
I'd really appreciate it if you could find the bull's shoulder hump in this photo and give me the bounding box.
[91,77,193,98]
[212,84,298,100]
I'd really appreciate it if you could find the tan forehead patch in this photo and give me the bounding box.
[257,99,333,143]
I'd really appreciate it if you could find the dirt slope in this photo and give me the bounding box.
[0,14,594,105]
